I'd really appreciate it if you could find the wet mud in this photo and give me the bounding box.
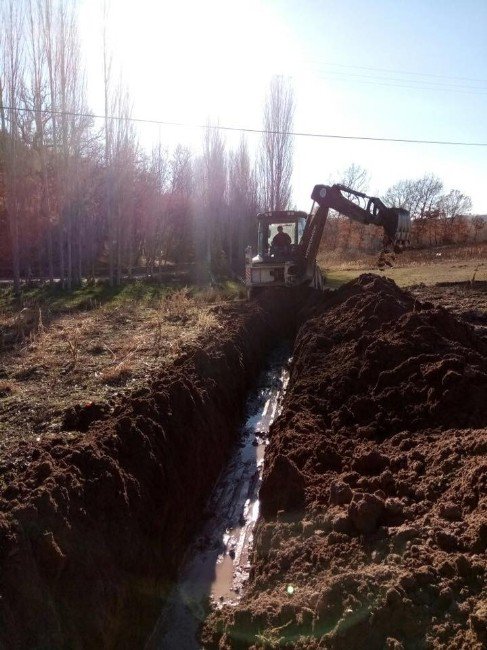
[0,297,301,649]
[147,347,290,649]
[203,275,487,649]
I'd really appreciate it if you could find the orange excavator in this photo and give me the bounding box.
[245,183,411,297]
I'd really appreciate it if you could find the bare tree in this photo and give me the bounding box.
[195,124,227,281]
[384,174,443,219]
[471,215,485,242]
[259,76,294,211]
[166,144,192,266]
[383,179,415,210]
[228,136,258,272]
[332,164,370,251]
[438,189,472,221]
[337,163,369,192]
[438,189,472,244]
[108,81,138,284]
[1,0,25,293]
[385,174,443,245]
[413,174,444,219]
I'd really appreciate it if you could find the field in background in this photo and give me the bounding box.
[319,242,487,288]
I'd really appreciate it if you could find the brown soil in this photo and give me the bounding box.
[203,275,487,649]
[0,295,301,649]
[410,282,487,331]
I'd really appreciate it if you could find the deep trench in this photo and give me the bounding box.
[145,345,291,649]
[0,294,312,650]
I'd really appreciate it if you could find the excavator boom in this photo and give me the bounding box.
[309,184,410,253]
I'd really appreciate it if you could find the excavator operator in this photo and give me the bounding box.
[271,226,292,258]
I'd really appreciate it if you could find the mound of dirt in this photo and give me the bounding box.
[0,298,297,649]
[203,275,487,649]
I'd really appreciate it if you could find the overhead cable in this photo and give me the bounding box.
[3,105,487,147]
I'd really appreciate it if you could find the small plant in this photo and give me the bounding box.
[14,307,38,339]
[163,288,194,322]
[153,319,163,357]
[195,286,219,305]
[254,620,293,648]
[470,264,480,286]
[100,361,132,385]
[197,310,219,332]
[66,336,79,367]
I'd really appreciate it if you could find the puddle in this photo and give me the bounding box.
[146,346,290,649]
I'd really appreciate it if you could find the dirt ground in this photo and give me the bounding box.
[410,282,487,328]
[203,276,487,649]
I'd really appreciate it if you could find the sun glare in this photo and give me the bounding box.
[80,0,303,127]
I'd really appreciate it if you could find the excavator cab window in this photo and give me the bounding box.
[269,223,294,260]
[257,217,306,261]
[269,222,294,243]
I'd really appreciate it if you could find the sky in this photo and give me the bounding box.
[78,0,487,213]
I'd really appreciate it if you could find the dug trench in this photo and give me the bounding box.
[1,276,486,649]
[0,293,307,648]
[203,275,487,649]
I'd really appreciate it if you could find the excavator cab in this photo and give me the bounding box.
[245,182,412,299]
[245,211,308,297]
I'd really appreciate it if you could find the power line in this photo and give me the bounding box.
[283,61,487,94]
[310,72,487,96]
[313,70,487,94]
[308,60,487,85]
[293,59,487,94]
[4,105,487,147]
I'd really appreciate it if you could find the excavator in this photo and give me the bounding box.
[245,183,411,297]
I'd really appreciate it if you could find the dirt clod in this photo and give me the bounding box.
[348,492,385,533]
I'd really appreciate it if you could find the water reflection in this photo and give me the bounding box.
[146,346,290,649]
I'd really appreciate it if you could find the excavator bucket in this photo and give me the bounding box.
[378,208,411,270]
[383,207,411,251]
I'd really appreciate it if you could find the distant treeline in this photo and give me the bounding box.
[0,2,295,291]
[322,168,485,256]
[1,2,484,289]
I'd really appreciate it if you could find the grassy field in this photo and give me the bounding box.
[0,278,245,319]
[0,279,246,447]
[0,279,245,345]
[320,243,486,289]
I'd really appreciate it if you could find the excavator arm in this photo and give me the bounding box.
[245,181,412,297]
[300,184,411,271]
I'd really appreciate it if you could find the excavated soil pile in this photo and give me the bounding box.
[203,274,487,649]
[0,296,302,649]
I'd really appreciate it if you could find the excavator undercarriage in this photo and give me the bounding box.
[245,183,411,297]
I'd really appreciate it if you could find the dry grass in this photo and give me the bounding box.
[0,285,239,446]
[321,245,487,289]
[162,287,194,321]
[100,361,133,385]
[320,242,487,268]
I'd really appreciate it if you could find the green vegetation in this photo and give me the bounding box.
[0,278,246,318]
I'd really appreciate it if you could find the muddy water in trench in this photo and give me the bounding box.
[146,346,290,649]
